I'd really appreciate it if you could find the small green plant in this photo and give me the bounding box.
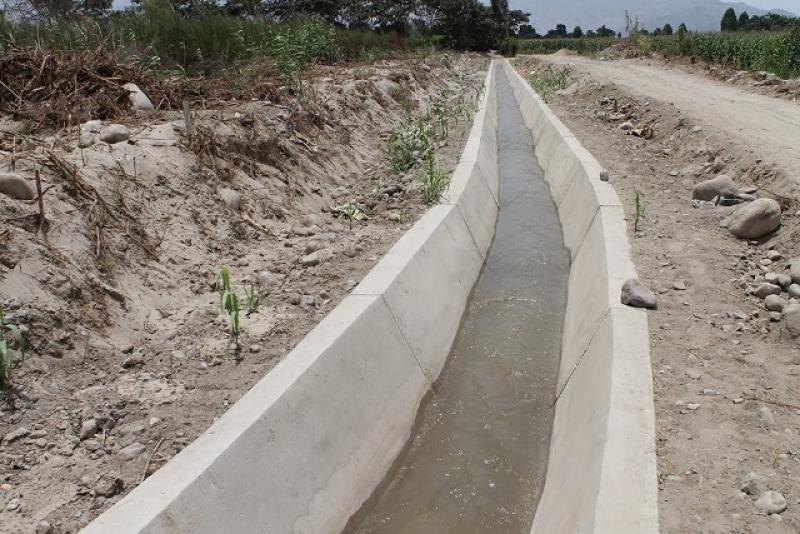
[215,266,241,345]
[421,150,448,205]
[529,65,573,101]
[634,190,647,232]
[243,284,260,315]
[337,200,367,229]
[0,305,27,391]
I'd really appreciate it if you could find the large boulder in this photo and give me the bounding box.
[692,174,737,201]
[0,173,35,200]
[725,198,781,239]
[122,83,155,112]
[99,124,131,144]
[783,303,800,338]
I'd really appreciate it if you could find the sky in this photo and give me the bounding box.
[734,0,800,11]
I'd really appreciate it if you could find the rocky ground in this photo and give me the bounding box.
[516,55,800,534]
[0,53,487,533]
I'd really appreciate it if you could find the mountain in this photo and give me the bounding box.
[513,0,797,33]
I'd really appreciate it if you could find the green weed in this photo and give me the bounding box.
[0,305,27,391]
[336,200,367,230]
[243,284,261,316]
[215,266,241,345]
[634,190,647,232]
[529,65,573,101]
[421,151,448,205]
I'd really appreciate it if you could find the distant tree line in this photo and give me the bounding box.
[1,0,532,52]
[517,22,619,39]
[721,7,798,33]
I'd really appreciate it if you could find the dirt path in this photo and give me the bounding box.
[541,55,800,180]
[516,56,800,534]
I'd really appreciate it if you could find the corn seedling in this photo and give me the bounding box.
[243,284,261,315]
[0,305,27,391]
[337,200,367,230]
[215,266,241,345]
[529,65,573,101]
[634,190,647,232]
[421,150,448,205]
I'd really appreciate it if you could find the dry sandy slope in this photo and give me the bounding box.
[542,54,800,181]
[516,55,800,534]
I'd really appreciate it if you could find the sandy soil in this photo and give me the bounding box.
[0,53,486,533]
[516,55,800,533]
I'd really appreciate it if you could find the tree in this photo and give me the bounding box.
[663,23,673,35]
[572,25,582,38]
[596,24,615,37]
[677,22,688,37]
[721,7,737,32]
[517,24,538,38]
[738,11,750,29]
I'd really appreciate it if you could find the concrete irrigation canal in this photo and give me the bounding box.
[81,60,658,534]
[345,67,570,534]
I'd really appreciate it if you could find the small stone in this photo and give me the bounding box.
[98,124,130,144]
[726,198,781,240]
[33,438,47,448]
[765,294,787,312]
[121,353,145,369]
[118,442,146,461]
[35,521,53,534]
[790,259,800,284]
[218,187,241,211]
[0,173,36,200]
[776,274,792,290]
[93,475,123,498]
[301,213,323,228]
[620,278,658,309]
[758,405,775,427]
[82,438,101,452]
[740,472,767,496]
[6,497,20,511]
[149,417,161,427]
[78,131,95,148]
[599,170,610,182]
[691,126,703,133]
[754,283,782,299]
[79,419,98,440]
[301,295,316,307]
[619,121,634,131]
[769,312,783,322]
[692,174,737,201]
[686,403,701,410]
[2,427,30,443]
[300,249,331,267]
[685,369,702,380]
[760,258,773,266]
[788,284,800,299]
[120,344,135,354]
[288,293,301,305]
[755,490,787,515]
[766,250,782,261]
[673,280,687,291]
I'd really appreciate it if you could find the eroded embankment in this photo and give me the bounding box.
[345,66,569,534]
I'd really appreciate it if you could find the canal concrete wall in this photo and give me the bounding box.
[502,59,659,534]
[80,63,501,534]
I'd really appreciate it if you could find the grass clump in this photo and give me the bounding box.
[634,190,647,232]
[421,150,448,205]
[336,200,367,230]
[215,266,241,347]
[0,305,28,391]
[529,65,573,100]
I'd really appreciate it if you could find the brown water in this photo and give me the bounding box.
[344,67,569,534]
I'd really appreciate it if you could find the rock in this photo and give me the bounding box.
[755,490,787,515]
[599,170,610,182]
[6,497,20,511]
[782,303,800,338]
[122,82,155,112]
[712,157,726,173]
[764,294,787,312]
[82,119,103,133]
[740,472,767,496]
[620,278,658,309]
[78,131,95,148]
[118,442,146,460]
[121,353,144,369]
[776,273,792,290]
[218,188,241,211]
[769,312,783,322]
[692,175,737,201]
[301,295,316,307]
[789,284,800,299]
[0,173,36,200]
[619,121,634,131]
[98,124,131,144]
[304,240,324,254]
[93,475,123,498]
[300,249,332,267]
[766,250,782,261]
[754,283,782,299]
[673,280,687,291]
[79,419,97,440]
[149,417,161,427]
[301,213,323,227]
[790,259,800,284]
[765,272,780,284]
[758,405,775,427]
[2,427,29,443]
[35,521,53,534]
[691,126,703,133]
[726,198,781,239]
[288,293,301,305]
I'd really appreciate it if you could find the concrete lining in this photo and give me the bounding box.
[502,60,659,533]
[81,62,500,534]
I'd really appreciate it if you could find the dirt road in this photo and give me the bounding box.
[542,55,800,179]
